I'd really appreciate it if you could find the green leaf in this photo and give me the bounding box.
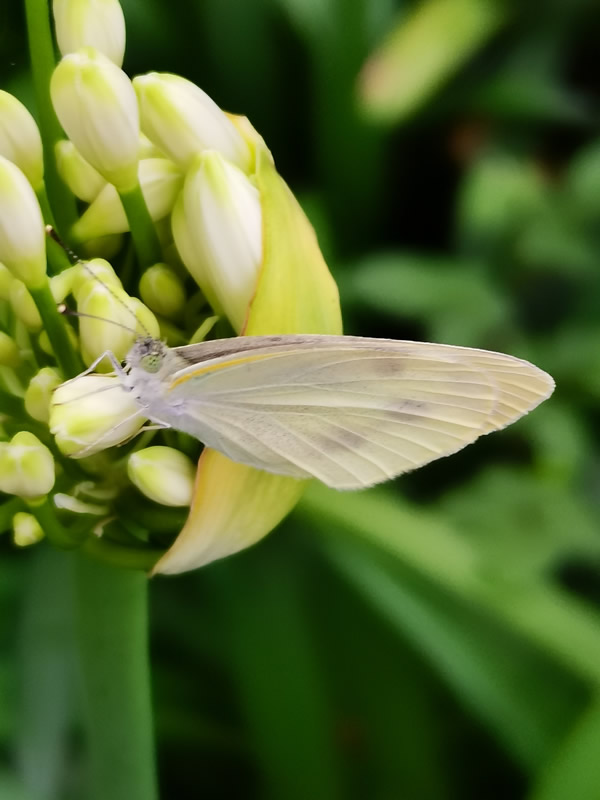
[358,0,507,122]
[529,694,600,800]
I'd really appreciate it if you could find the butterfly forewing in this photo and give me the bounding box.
[163,336,554,489]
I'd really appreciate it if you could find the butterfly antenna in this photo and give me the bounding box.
[59,305,140,335]
[46,225,152,338]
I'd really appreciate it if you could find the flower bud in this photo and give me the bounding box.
[0,263,13,299]
[51,48,140,191]
[12,512,45,547]
[76,271,159,366]
[71,158,181,240]
[53,0,126,67]
[0,331,20,367]
[50,375,144,457]
[10,280,42,329]
[55,139,106,202]
[72,257,122,296]
[127,446,195,506]
[133,72,252,172]
[0,157,46,289]
[0,432,55,499]
[138,263,185,317]
[25,367,62,422]
[0,91,44,190]
[172,150,262,332]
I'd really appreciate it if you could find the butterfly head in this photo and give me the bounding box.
[126,337,170,375]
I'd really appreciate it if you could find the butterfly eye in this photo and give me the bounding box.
[140,353,162,374]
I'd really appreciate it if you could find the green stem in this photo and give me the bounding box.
[75,555,158,800]
[0,389,25,418]
[36,182,58,231]
[0,497,25,533]
[28,497,84,549]
[82,535,164,571]
[24,0,78,237]
[46,233,75,275]
[119,183,162,268]
[29,282,82,378]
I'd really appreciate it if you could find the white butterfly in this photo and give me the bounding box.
[96,333,554,490]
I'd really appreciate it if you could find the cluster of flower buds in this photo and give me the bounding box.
[0,0,341,573]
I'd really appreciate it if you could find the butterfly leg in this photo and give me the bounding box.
[59,350,126,386]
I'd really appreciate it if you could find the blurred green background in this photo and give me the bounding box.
[2,0,600,797]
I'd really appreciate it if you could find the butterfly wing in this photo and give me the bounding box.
[165,336,554,489]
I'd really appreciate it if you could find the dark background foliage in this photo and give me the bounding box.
[2,0,600,797]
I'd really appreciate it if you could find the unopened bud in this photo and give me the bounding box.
[13,512,45,547]
[51,48,140,191]
[53,0,126,67]
[127,446,195,506]
[55,139,106,202]
[0,432,55,499]
[50,375,144,457]
[133,72,252,172]
[172,150,262,332]
[0,91,44,190]
[139,263,186,317]
[71,158,181,241]
[25,367,62,422]
[0,157,46,289]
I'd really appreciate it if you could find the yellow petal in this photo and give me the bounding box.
[153,148,342,574]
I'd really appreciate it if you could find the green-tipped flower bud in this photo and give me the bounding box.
[25,367,62,422]
[53,0,126,67]
[71,158,182,241]
[51,48,140,191]
[0,331,20,367]
[55,139,106,202]
[139,263,186,317]
[0,91,44,191]
[13,512,45,547]
[133,72,252,172]
[76,262,159,366]
[72,257,122,296]
[172,150,262,332]
[50,375,144,457]
[127,446,195,506]
[0,157,46,289]
[0,432,55,499]
[10,280,42,330]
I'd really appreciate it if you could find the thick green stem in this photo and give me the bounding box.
[28,497,84,549]
[29,281,81,378]
[75,556,158,800]
[119,183,162,268]
[24,0,78,236]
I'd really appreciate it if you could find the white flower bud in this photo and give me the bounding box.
[0,432,55,499]
[127,446,195,506]
[172,150,262,332]
[76,265,159,366]
[71,158,181,240]
[50,374,144,457]
[25,367,62,422]
[55,139,106,202]
[0,91,44,190]
[13,512,45,547]
[0,157,46,289]
[53,0,126,67]
[133,72,252,172]
[0,331,21,367]
[138,263,185,317]
[51,48,140,191]
[10,280,42,330]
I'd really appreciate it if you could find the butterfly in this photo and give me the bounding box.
[87,332,555,490]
